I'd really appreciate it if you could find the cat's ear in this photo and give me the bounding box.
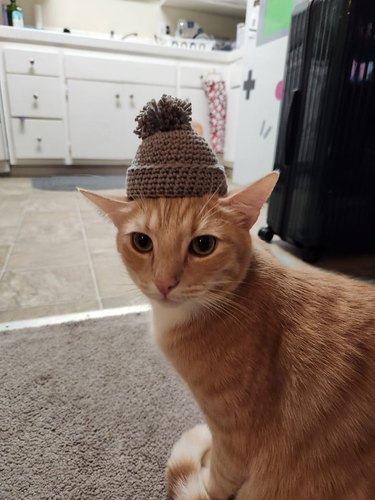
[79,189,130,228]
[222,172,279,229]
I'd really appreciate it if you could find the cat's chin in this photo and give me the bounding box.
[149,295,193,309]
[154,297,182,307]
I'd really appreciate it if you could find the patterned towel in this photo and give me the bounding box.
[203,80,227,154]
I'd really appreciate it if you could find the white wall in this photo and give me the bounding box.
[17,0,242,40]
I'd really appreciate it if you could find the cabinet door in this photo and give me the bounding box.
[68,81,175,160]
[67,80,128,160]
[121,84,175,159]
[179,88,210,144]
[11,118,66,159]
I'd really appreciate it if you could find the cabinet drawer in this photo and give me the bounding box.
[4,47,60,76]
[180,65,224,89]
[64,53,176,86]
[11,118,66,159]
[7,74,64,119]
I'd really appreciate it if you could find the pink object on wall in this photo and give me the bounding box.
[275,80,284,101]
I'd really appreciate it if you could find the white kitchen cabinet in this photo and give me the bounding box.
[11,118,66,159]
[64,52,176,87]
[121,83,175,158]
[0,123,9,173]
[0,32,242,169]
[2,43,66,163]
[7,74,64,119]
[4,47,61,77]
[0,124,6,160]
[67,80,127,160]
[67,80,174,160]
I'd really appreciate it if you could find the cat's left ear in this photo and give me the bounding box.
[79,189,130,228]
[221,171,279,230]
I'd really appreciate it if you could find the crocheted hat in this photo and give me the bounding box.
[126,95,228,199]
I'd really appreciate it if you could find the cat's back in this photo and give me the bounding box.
[252,246,375,339]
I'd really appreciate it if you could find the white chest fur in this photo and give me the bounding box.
[151,301,194,342]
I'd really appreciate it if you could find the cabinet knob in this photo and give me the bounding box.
[115,94,120,99]
[37,137,42,142]
[30,59,35,65]
[33,94,39,100]
[129,94,134,99]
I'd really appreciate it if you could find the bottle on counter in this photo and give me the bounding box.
[6,0,24,28]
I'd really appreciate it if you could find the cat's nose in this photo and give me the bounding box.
[155,279,179,297]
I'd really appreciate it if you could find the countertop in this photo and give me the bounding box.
[0,26,243,64]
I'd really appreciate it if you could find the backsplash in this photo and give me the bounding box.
[17,0,243,40]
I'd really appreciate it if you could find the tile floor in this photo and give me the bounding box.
[0,177,374,324]
[0,177,144,323]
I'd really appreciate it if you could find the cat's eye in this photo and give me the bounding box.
[132,232,153,253]
[189,235,216,256]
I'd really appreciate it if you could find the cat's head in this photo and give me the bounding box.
[80,172,278,309]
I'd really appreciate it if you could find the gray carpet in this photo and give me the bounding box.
[32,175,126,191]
[0,312,201,499]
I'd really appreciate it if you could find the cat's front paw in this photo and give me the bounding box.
[167,424,212,499]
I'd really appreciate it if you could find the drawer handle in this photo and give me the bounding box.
[37,137,42,142]
[30,59,35,65]
[33,94,39,100]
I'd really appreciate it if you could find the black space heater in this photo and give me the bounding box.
[259,0,375,262]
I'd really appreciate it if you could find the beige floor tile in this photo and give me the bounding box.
[0,299,100,323]
[0,226,20,246]
[85,223,118,260]
[92,255,137,299]
[84,217,116,240]
[102,294,147,309]
[7,238,88,270]
[0,177,32,195]
[77,188,125,212]
[26,190,78,212]
[0,207,24,228]
[0,265,97,310]
[0,245,10,269]
[17,211,82,244]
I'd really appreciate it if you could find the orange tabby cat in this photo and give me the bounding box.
[81,172,375,500]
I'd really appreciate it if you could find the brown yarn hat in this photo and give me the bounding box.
[126,95,228,199]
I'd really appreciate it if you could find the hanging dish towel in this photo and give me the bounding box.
[203,79,226,154]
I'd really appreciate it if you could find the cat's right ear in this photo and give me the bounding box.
[78,189,130,228]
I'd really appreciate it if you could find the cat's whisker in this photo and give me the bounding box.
[196,189,221,220]
[205,291,254,328]
[200,296,242,332]
[203,293,246,330]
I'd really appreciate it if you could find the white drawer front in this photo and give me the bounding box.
[180,65,224,89]
[0,124,7,161]
[4,47,60,76]
[7,74,64,119]
[11,118,66,159]
[64,53,176,86]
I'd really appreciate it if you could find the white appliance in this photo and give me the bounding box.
[233,0,298,184]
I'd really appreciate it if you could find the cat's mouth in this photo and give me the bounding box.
[157,295,181,306]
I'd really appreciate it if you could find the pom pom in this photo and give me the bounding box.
[134,94,192,139]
